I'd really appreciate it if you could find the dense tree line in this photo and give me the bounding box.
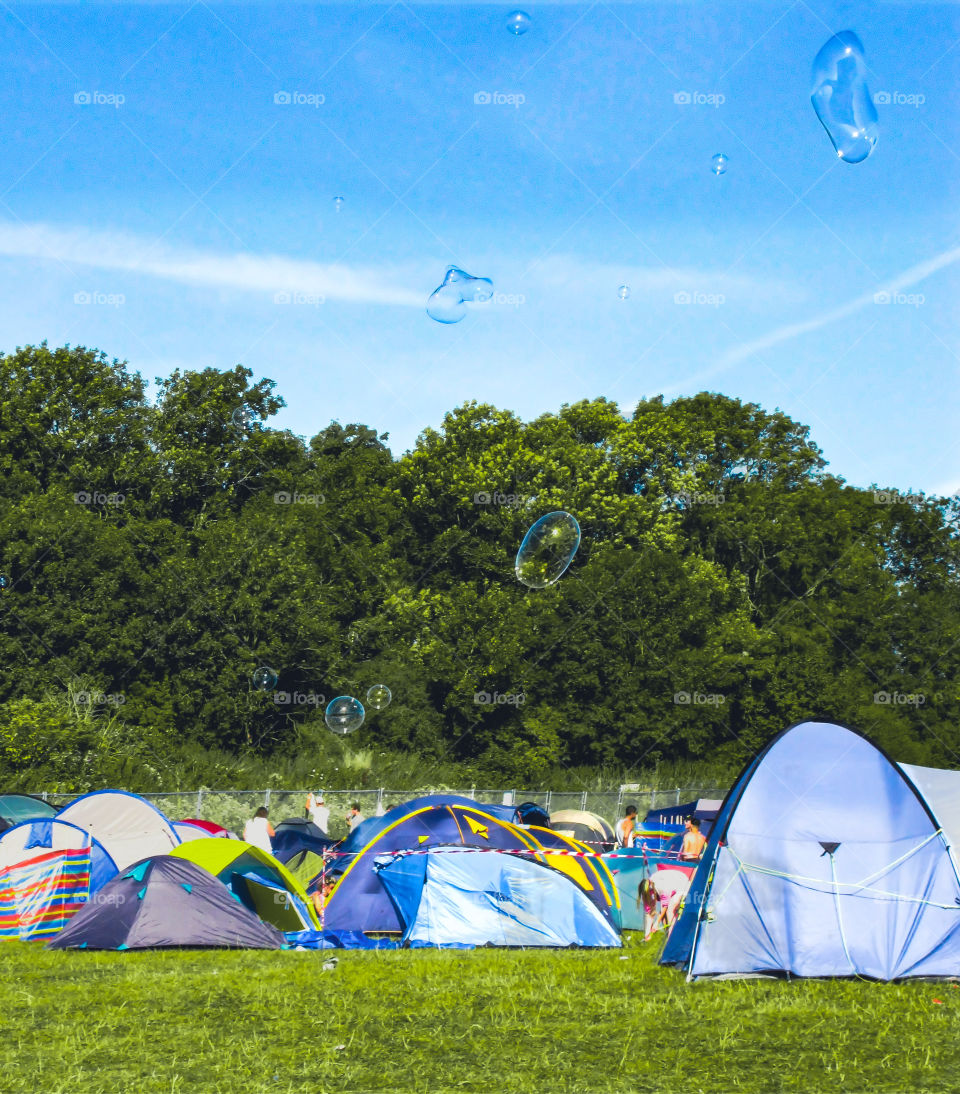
[0,343,957,787]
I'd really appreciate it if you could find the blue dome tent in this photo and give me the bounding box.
[660,721,960,980]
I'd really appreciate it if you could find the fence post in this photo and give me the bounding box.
[196,789,203,817]
[41,791,48,802]
[545,790,552,812]
[265,788,271,809]
[650,787,656,811]
[377,787,384,815]
[469,786,475,800]
[580,790,588,811]
[616,787,624,816]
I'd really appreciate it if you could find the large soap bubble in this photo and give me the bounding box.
[366,683,392,711]
[506,10,531,35]
[515,511,581,589]
[325,695,365,735]
[811,31,878,163]
[711,153,728,176]
[427,266,493,324]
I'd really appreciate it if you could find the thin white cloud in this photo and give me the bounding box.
[0,220,426,308]
[662,243,960,395]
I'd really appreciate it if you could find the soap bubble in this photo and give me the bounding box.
[366,683,392,711]
[252,665,278,691]
[333,196,344,211]
[811,31,878,163]
[426,266,494,324]
[506,10,531,35]
[711,153,728,176]
[516,511,581,589]
[325,695,365,735]
[231,406,255,431]
[617,285,630,300]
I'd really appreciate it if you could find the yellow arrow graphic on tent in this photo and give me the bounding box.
[464,816,489,839]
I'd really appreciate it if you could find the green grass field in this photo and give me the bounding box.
[4,933,957,1094]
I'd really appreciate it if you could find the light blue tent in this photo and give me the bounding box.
[376,847,621,949]
[661,721,960,980]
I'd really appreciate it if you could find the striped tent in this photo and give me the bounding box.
[0,848,91,940]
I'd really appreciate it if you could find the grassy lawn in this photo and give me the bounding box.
[3,932,958,1094]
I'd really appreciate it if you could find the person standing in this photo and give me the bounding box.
[243,806,276,855]
[680,816,707,861]
[347,802,363,831]
[617,805,638,848]
[306,791,330,833]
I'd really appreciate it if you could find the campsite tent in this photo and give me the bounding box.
[0,848,95,940]
[47,856,284,950]
[176,819,233,838]
[171,838,320,931]
[0,818,118,893]
[376,847,621,948]
[602,850,696,931]
[271,818,335,864]
[549,810,616,851]
[0,794,57,834]
[660,721,960,980]
[324,803,552,933]
[57,791,180,870]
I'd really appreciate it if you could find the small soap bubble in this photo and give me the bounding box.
[516,511,581,589]
[811,31,878,163]
[333,196,344,211]
[711,153,728,176]
[325,695,365,735]
[252,666,278,692]
[366,683,392,711]
[426,266,494,324]
[617,285,630,300]
[506,10,531,35]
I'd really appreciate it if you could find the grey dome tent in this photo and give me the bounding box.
[47,855,283,950]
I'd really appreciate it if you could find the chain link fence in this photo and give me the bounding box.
[32,785,729,841]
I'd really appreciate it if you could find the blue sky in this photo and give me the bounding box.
[0,1,957,493]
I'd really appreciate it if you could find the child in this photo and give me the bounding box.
[638,878,660,941]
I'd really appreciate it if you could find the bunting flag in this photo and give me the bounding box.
[0,848,91,940]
